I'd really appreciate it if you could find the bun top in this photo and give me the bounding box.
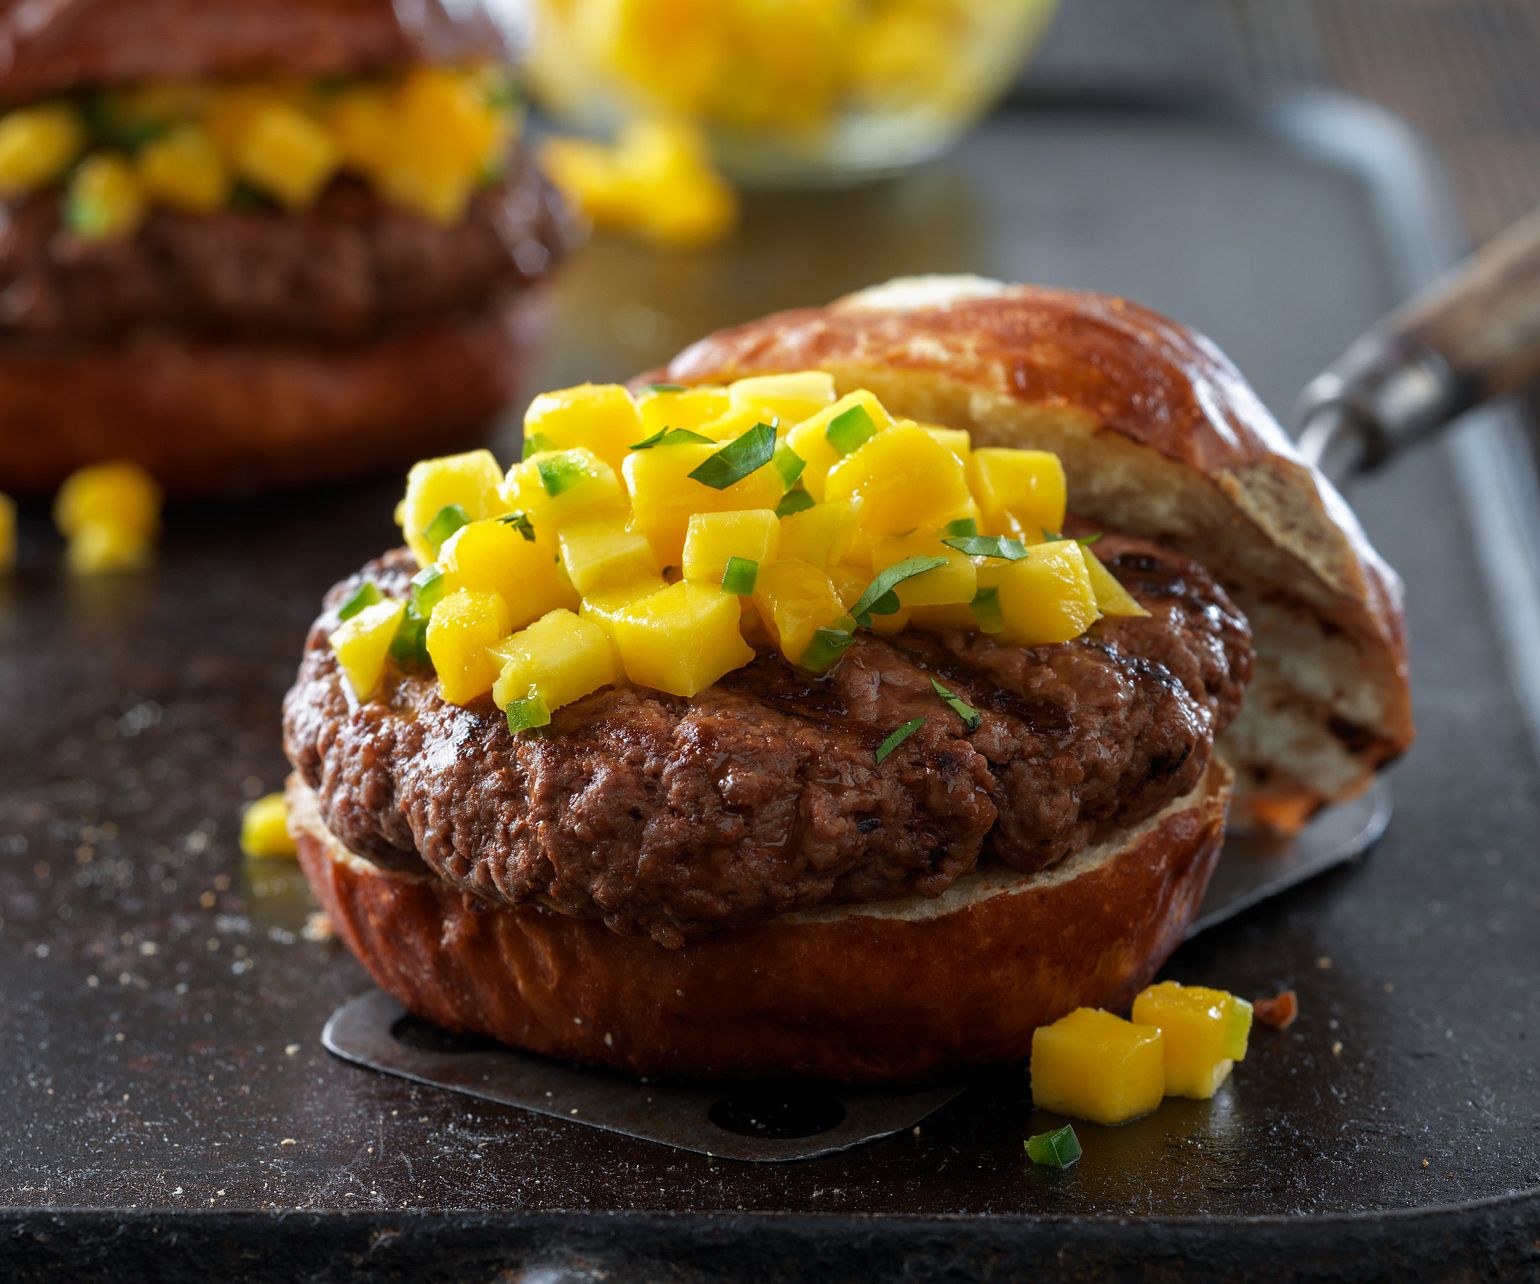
[662,275,1415,827]
[0,0,512,103]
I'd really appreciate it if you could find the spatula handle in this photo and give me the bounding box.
[1298,205,1540,477]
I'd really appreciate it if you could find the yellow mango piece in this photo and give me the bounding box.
[240,793,296,859]
[607,581,753,697]
[826,425,972,535]
[539,135,636,226]
[233,102,338,208]
[868,535,977,607]
[969,448,1067,539]
[439,517,574,630]
[66,524,153,575]
[54,462,161,539]
[597,0,730,118]
[426,588,510,706]
[1031,1007,1166,1126]
[64,154,145,240]
[0,491,14,573]
[1131,981,1253,1100]
[325,87,395,177]
[397,450,507,567]
[580,575,670,635]
[980,540,1100,646]
[374,66,500,223]
[137,126,227,214]
[917,422,972,464]
[727,371,836,427]
[681,509,779,587]
[329,598,408,700]
[784,391,895,501]
[0,104,85,193]
[1084,547,1150,618]
[623,439,782,566]
[752,559,849,665]
[619,118,737,249]
[490,608,618,715]
[636,384,730,438]
[908,603,976,631]
[524,384,645,475]
[503,448,624,534]
[778,498,860,569]
[696,405,781,444]
[557,506,658,597]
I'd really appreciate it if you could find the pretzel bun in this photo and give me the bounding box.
[0,0,511,104]
[0,294,543,495]
[658,276,1414,830]
[289,763,1228,1084]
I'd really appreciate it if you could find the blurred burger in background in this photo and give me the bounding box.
[0,0,577,495]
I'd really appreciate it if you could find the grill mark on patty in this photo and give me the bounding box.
[283,530,1253,945]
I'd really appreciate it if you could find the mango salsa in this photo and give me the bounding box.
[233,102,338,209]
[330,598,408,700]
[1031,1007,1165,1126]
[969,447,1066,539]
[605,581,753,696]
[240,793,297,859]
[1131,981,1253,1100]
[491,608,618,719]
[0,104,84,193]
[426,588,510,705]
[64,153,145,240]
[362,370,1118,715]
[137,126,228,214]
[54,462,161,540]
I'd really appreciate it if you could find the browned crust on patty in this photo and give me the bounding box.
[0,289,545,494]
[652,276,1415,827]
[282,534,1250,947]
[0,0,511,105]
[290,761,1229,1084]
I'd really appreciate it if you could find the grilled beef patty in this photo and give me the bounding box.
[0,151,574,344]
[283,534,1252,947]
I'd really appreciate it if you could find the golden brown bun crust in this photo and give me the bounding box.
[289,764,1228,1085]
[0,293,543,495]
[0,0,510,103]
[657,276,1414,829]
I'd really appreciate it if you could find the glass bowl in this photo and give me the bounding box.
[525,0,1061,186]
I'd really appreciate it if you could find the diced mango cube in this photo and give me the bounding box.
[623,439,782,565]
[980,540,1100,646]
[778,498,859,569]
[1084,547,1150,618]
[727,371,836,426]
[398,450,507,566]
[753,559,850,665]
[54,462,162,539]
[64,154,145,240]
[557,506,658,596]
[503,448,624,533]
[0,491,14,573]
[825,425,972,535]
[233,103,338,208]
[784,391,895,500]
[439,517,574,630]
[426,588,510,706]
[917,422,971,464]
[607,581,753,696]
[325,87,395,177]
[137,125,227,214]
[524,384,645,475]
[65,523,154,575]
[969,448,1067,539]
[330,598,408,700]
[490,608,618,715]
[635,384,730,438]
[617,118,737,249]
[1031,1007,1165,1126]
[0,104,84,193]
[240,792,296,859]
[580,575,669,635]
[681,509,779,587]
[375,66,504,222]
[868,535,977,607]
[1131,981,1253,1100]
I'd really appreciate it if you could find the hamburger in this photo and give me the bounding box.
[281,277,1413,1083]
[0,0,577,495]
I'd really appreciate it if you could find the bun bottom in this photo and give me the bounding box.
[288,763,1229,1084]
[0,293,546,496]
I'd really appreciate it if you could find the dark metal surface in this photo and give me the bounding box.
[3,94,1540,1279]
[323,992,964,1163]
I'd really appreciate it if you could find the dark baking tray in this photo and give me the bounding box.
[3,89,1539,1281]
